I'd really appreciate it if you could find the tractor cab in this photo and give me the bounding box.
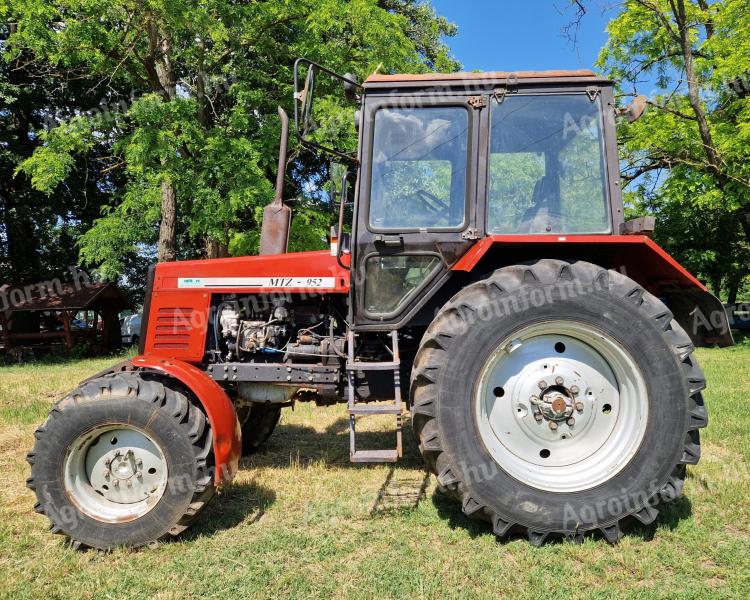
[296,61,625,329]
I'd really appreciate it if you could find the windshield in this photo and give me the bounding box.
[369,106,469,230]
[487,94,610,234]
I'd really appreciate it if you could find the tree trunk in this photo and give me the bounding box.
[727,279,740,306]
[205,237,229,259]
[146,18,179,264]
[157,179,177,263]
[673,0,723,178]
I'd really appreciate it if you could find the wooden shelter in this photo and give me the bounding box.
[0,281,133,354]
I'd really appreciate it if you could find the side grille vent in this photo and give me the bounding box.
[153,307,194,350]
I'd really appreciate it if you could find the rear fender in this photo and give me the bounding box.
[452,235,733,347]
[128,355,241,484]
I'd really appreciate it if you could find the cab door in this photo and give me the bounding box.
[352,94,483,329]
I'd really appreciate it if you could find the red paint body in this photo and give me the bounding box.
[131,355,241,485]
[134,236,727,484]
[452,235,706,292]
[144,250,349,363]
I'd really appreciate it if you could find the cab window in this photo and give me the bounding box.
[369,107,469,230]
[487,94,610,234]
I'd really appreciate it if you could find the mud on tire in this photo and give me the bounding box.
[27,373,215,550]
[410,259,707,545]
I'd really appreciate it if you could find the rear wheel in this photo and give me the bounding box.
[238,404,282,455]
[27,374,215,550]
[411,259,707,545]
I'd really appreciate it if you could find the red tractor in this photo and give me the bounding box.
[28,60,732,549]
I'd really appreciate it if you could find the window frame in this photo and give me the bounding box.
[366,103,474,234]
[485,92,614,236]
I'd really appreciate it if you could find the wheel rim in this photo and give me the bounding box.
[475,321,648,493]
[64,425,169,522]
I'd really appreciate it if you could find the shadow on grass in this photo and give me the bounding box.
[232,414,696,545]
[184,479,277,541]
[245,417,425,470]
[432,487,694,545]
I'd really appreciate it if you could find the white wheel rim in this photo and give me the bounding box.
[64,425,169,522]
[475,321,648,492]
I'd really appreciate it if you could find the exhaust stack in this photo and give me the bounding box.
[259,107,292,255]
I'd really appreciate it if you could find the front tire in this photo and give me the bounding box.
[27,374,215,550]
[411,260,707,545]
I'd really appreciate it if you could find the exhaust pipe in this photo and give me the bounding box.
[259,107,292,255]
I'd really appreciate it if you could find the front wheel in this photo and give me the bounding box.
[27,374,215,550]
[411,260,707,545]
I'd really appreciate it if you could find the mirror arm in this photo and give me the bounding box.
[292,57,361,165]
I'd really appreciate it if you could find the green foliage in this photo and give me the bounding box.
[4,0,459,277]
[597,0,750,299]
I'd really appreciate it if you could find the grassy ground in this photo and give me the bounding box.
[0,344,749,600]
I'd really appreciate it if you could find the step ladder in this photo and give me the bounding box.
[347,330,403,463]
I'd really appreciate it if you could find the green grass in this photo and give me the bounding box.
[1,345,749,599]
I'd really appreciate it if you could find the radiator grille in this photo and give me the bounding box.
[153,307,194,350]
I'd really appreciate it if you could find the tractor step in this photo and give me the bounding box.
[346,361,399,371]
[347,330,403,463]
[348,403,402,415]
[350,449,399,463]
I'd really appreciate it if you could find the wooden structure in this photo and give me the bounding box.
[0,281,132,354]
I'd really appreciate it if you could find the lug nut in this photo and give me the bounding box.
[574,402,584,412]
[555,376,564,386]
[534,412,543,422]
[530,395,540,405]
[570,385,580,395]
[549,421,558,431]
[113,480,119,488]
[567,417,576,426]
[538,380,547,390]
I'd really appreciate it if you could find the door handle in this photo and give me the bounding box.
[374,235,403,248]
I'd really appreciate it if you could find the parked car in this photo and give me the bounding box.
[120,313,142,345]
[726,303,750,331]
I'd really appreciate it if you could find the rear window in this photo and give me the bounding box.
[487,94,610,234]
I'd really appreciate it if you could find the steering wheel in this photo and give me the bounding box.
[413,189,451,224]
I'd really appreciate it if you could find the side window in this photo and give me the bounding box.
[364,255,440,315]
[369,107,469,230]
[487,94,610,234]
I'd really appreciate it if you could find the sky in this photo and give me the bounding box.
[431,1,615,73]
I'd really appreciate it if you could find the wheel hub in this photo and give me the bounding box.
[64,425,169,522]
[475,322,648,492]
[537,384,576,422]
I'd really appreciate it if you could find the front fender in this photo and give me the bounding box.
[452,235,733,347]
[131,355,241,485]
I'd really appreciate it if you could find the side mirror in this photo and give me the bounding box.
[293,57,363,161]
[329,161,349,206]
[300,64,317,137]
[618,95,648,123]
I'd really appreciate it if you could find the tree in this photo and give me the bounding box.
[566,0,750,299]
[0,22,117,287]
[4,0,458,279]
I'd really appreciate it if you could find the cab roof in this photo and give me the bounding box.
[363,70,609,89]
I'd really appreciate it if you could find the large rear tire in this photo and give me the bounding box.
[27,373,215,550]
[411,259,707,545]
